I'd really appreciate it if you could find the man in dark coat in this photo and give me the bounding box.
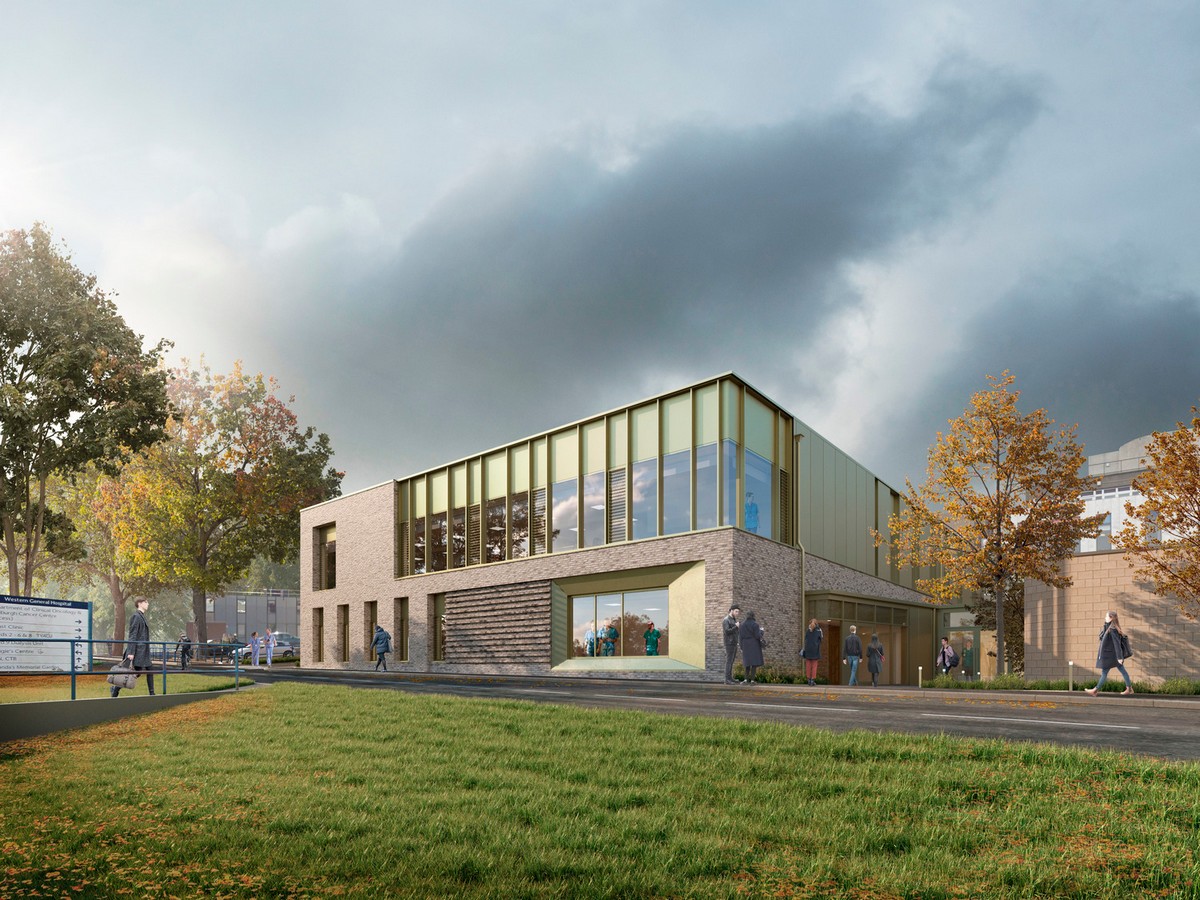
[372,624,393,671]
[722,604,741,684]
[112,598,154,697]
[842,625,864,686]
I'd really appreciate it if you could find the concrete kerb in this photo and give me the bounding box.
[0,684,260,744]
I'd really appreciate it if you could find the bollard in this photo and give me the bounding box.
[918,665,923,688]
[1068,660,1073,692]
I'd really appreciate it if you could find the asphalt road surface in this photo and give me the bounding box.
[232,665,1200,762]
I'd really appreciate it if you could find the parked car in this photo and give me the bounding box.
[235,632,301,661]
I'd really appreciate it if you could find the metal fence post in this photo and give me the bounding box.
[918,665,923,688]
[1068,660,1073,692]
[70,639,77,700]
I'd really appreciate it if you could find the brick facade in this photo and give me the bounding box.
[300,482,928,682]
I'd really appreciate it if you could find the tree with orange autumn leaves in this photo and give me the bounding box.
[113,362,343,644]
[1115,407,1200,619]
[874,373,1105,673]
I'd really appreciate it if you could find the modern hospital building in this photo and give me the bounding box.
[298,373,967,683]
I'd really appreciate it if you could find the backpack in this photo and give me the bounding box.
[1118,632,1133,659]
[946,647,959,668]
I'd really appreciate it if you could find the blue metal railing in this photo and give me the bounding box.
[0,637,245,699]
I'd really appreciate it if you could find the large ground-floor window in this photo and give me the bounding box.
[571,587,669,658]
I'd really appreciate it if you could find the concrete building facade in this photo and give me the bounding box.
[301,374,941,683]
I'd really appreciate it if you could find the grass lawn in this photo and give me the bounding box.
[1,682,1198,899]
[0,673,249,703]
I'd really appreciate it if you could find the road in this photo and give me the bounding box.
[232,665,1200,762]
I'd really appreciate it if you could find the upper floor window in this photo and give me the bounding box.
[316,524,336,589]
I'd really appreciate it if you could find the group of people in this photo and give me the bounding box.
[721,605,889,687]
[580,620,664,657]
[245,629,278,666]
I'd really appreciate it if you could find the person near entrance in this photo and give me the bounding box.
[867,633,885,687]
[936,637,959,676]
[801,618,823,685]
[112,598,154,697]
[961,637,976,681]
[842,625,863,686]
[722,604,741,684]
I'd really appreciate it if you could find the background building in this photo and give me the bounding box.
[301,374,943,683]
[1025,436,1200,685]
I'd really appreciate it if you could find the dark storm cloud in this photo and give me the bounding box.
[297,60,1043,488]
[880,269,1200,487]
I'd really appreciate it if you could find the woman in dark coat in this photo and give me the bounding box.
[1085,610,1133,695]
[801,618,823,686]
[866,633,885,687]
[738,612,765,684]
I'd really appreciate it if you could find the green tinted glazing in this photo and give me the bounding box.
[695,383,718,445]
[583,420,605,474]
[510,444,530,493]
[744,393,775,460]
[552,429,579,482]
[485,453,507,500]
[608,413,627,468]
[631,404,658,462]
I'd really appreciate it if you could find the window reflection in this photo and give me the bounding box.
[662,448,690,535]
[413,518,426,574]
[631,459,658,540]
[569,588,669,658]
[551,479,577,552]
[695,442,718,530]
[744,449,773,539]
[510,492,529,558]
[451,508,465,568]
[582,472,605,547]
[486,498,506,563]
[430,512,447,571]
[722,440,738,527]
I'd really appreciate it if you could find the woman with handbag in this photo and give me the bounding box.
[1084,610,1134,696]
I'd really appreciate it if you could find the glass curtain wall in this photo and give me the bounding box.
[395,377,793,575]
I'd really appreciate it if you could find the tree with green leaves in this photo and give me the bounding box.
[873,373,1104,673]
[1114,407,1200,619]
[0,224,170,596]
[114,362,342,644]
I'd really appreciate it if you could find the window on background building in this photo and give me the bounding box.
[365,600,378,661]
[316,524,336,589]
[313,608,324,662]
[433,595,446,662]
[1096,513,1112,551]
[337,604,349,662]
[413,517,426,574]
[569,588,669,659]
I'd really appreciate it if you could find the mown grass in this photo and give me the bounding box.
[0,673,249,703]
[1,683,1198,898]
[920,673,1200,695]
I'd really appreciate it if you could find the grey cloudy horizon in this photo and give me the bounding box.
[3,2,1199,495]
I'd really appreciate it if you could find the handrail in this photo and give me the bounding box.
[0,637,247,699]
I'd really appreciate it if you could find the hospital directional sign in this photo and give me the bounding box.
[0,595,92,672]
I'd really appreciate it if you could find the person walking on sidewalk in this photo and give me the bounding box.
[842,625,863,686]
[866,633,885,687]
[112,598,154,697]
[1085,611,1134,696]
[372,624,393,671]
[801,619,823,686]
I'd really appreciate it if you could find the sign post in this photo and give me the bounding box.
[0,595,92,673]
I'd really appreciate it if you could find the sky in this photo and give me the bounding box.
[3,1,1199,496]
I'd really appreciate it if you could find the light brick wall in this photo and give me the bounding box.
[302,486,930,682]
[1025,551,1200,684]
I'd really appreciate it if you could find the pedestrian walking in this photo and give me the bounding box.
[739,611,765,684]
[722,604,741,683]
[178,633,192,671]
[112,598,154,697]
[842,625,863,686]
[801,618,823,685]
[264,629,277,666]
[250,631,262,666]
[372,624,393,671]
[936,637,959,676]
[867,633,885,687]
[1084,611,1134,696]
